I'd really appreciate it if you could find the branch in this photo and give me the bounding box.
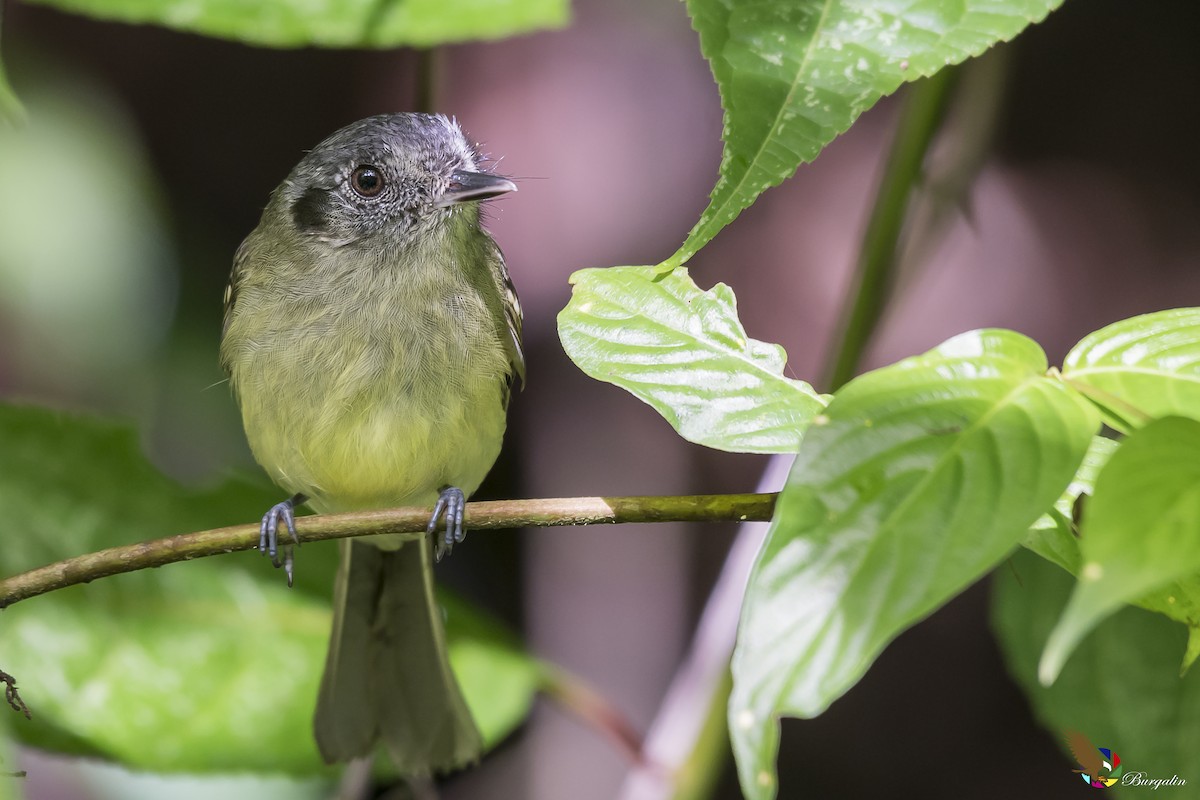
[621,72,967,800]
[822,67,959,392]
[0,669,29,720]
[0,494,776,610]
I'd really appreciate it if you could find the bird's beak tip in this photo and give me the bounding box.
[437,171,518,207]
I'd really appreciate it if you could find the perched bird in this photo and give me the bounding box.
[220,113,523,773]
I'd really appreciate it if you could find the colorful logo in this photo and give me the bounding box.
[1066,731,1124,788]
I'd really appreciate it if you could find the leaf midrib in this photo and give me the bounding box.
[682,0,834,260]
[570,295,820,400]
[1066,364,1200,386]
[770,368,1054,714]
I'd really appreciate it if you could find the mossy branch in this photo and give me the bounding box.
[0,493,776,609]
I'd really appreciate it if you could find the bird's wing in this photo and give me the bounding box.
[1066,730,1104,775]
[219,236,253,371]
[489,240,525,393]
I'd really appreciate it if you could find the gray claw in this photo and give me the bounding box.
[258,495,305,586]
[429,487,466,562]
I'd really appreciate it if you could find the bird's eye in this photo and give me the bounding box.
[350,165,384,198]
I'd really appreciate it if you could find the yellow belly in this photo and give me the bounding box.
[222,240,513,524]
[233,346,508,510]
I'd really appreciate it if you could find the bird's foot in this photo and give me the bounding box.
[428,486,466,562]
[259,493,306,587]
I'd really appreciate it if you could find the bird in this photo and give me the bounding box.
[219,112,523,774]
[1066,729,1107,784]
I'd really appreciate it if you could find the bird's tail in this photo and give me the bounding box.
[314,537,482,774]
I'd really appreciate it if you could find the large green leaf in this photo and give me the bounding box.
[0,403,539,773]
[994,550,1200,794]
[729,329,1097,800]
[558,266,826,453]
[1021,433,1200,673]
[24,0,568,48]
[675,0,1064,262]
[1062,308,1200,431]
[1039,417,1200,685]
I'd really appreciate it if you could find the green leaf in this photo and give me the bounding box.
[1022,436,1118,575]
[0,403,539,773]
[993,549,1200,793]
[558,266,826,453]
[24,0,568,48]
[729,329,1097,800]
[1018,433,1200,673]
[1062,308,1200,431]
[676,0,1065,262]
[1039,417,1200,685]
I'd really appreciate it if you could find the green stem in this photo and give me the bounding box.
[822,68,959,392]
[415,47,439,115]
[1058,374,1153,430]
[0,493,777,609]
[669,667,732,800]
[0,3,27,126]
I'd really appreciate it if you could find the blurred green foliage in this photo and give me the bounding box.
[0,403,541,775]
[22,0,569,48]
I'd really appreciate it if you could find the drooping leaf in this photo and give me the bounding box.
[1062,308,1200,431]
[675,0,1065,262]
[729,329,1097,800]
[1039,417,1200,685]
[24,0,568,48]
[1022,436,1118,575]
[0,403,539,773]
[558,266,826,453]
[993,550,1200,792]
[1019,433,1200,673]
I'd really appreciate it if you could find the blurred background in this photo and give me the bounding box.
[2,0,1199,797]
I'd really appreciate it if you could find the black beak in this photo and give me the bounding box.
[436,170,518,207]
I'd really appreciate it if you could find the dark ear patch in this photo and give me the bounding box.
[291,187,333,232]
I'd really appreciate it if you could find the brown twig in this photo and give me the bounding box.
[0,669,29,720]
[0,494,776,610]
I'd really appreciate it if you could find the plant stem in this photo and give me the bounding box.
[415,47,439,114]
[621,69,970,800]
[0,3,27,126]
[0,493,776,609]
[541,665,646,764]
[822,68,959,392]
[617,458,786,800]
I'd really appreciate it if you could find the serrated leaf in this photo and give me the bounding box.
[676,0,1065,262]
[1039,417,1200,685]
[729,329,1097,800]
[993,550,1200,792]
[24,0,568,48]
[1062,308,1200,431]
[558,266,826,454]
[0,403,539,773]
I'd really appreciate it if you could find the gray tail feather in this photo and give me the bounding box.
[314,538,483,774]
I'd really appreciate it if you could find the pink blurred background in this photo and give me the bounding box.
[3,0,1200,797]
